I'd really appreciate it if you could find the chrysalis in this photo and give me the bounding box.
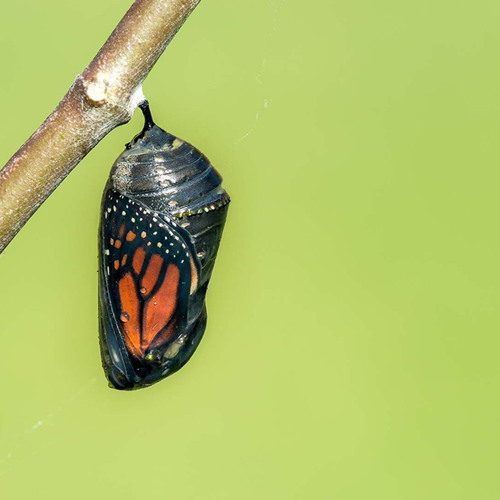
[98,102,230,390]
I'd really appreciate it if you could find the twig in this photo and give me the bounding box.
[0,0,201,253]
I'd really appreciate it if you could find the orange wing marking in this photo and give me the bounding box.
[142,264,180,350]
[126,231,136,242]
[150,318,177,351]
[189,257,198,295]
[132,247,146,275]
[117,272,142,358]
[141,254,163,296]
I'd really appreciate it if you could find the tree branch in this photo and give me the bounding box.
[0,0,201,253]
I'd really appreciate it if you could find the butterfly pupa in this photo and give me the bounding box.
[98,102,230,390]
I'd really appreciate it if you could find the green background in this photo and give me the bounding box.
[1,0,500,498]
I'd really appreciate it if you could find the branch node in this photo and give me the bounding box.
[84,72,112,104]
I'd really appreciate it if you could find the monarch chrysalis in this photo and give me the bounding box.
[98,102,230,390]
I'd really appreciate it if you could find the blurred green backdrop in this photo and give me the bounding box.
[1,0,500,498]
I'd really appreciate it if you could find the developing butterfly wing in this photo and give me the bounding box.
[98,188,202,390]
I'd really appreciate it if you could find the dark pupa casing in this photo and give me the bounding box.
[98,123,230,390]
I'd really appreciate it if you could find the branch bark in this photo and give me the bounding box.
[0,0,201,253]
